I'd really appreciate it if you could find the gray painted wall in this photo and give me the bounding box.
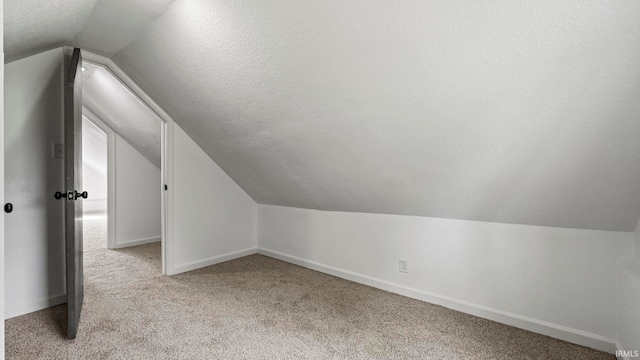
[4,48,66,318]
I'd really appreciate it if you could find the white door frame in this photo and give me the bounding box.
[81,51,173,275]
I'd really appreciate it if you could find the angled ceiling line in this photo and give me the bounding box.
[81,53,162,167]
[82,51,175,128]
[83,59,165,127]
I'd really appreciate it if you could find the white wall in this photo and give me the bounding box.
[258,204,632,353]
[82,117,108,213]
[114,134,161,248]
[168,123,256,275]
[635,220,640,265]
[4,48,66,318]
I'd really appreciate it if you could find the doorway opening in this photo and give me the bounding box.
[80,60,165,272]
[81,117,108,253]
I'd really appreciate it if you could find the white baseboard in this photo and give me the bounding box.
[170,247,257,275]
[5,293,66,320]
[258,247,618,354]
[114,236,161,249]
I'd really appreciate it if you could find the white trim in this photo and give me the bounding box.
[114,236,161,249]
[5,293,66,320]
[171,247,257,275]
[82,107,117,250]
[82,50,175,275]
[161,121,168,275]
[257,247,618,354]
[164,121,175,275]
[160,121,166,274]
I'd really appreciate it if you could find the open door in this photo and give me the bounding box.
[63,47,85,339]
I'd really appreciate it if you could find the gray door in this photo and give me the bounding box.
[64,47,84,339]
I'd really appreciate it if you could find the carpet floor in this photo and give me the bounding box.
[5,215,614,359]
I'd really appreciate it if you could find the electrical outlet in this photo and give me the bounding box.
[399,258,408,273]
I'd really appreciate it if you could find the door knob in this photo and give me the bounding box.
[54,191,68,200]
[54,191,88,201]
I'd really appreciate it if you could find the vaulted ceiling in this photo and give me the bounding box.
[82,61,162,168]
[5,0,640,231]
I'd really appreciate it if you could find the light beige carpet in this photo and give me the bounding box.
[5,216,614,359]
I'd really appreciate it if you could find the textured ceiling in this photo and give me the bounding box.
[4,0,175,62]
[73,0,175,57]
[5,0,640,231]
[82,62,162,168]
[4,0,98,62]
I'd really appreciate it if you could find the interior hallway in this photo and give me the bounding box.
[5,216,614,359]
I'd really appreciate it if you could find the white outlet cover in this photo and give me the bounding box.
[399,259,408,273]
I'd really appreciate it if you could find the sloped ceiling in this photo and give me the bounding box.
[82,62,162,168]
[5,0,640,231]
[4,0,174,62]
[4,0,98,62]
[73,0,175,56]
